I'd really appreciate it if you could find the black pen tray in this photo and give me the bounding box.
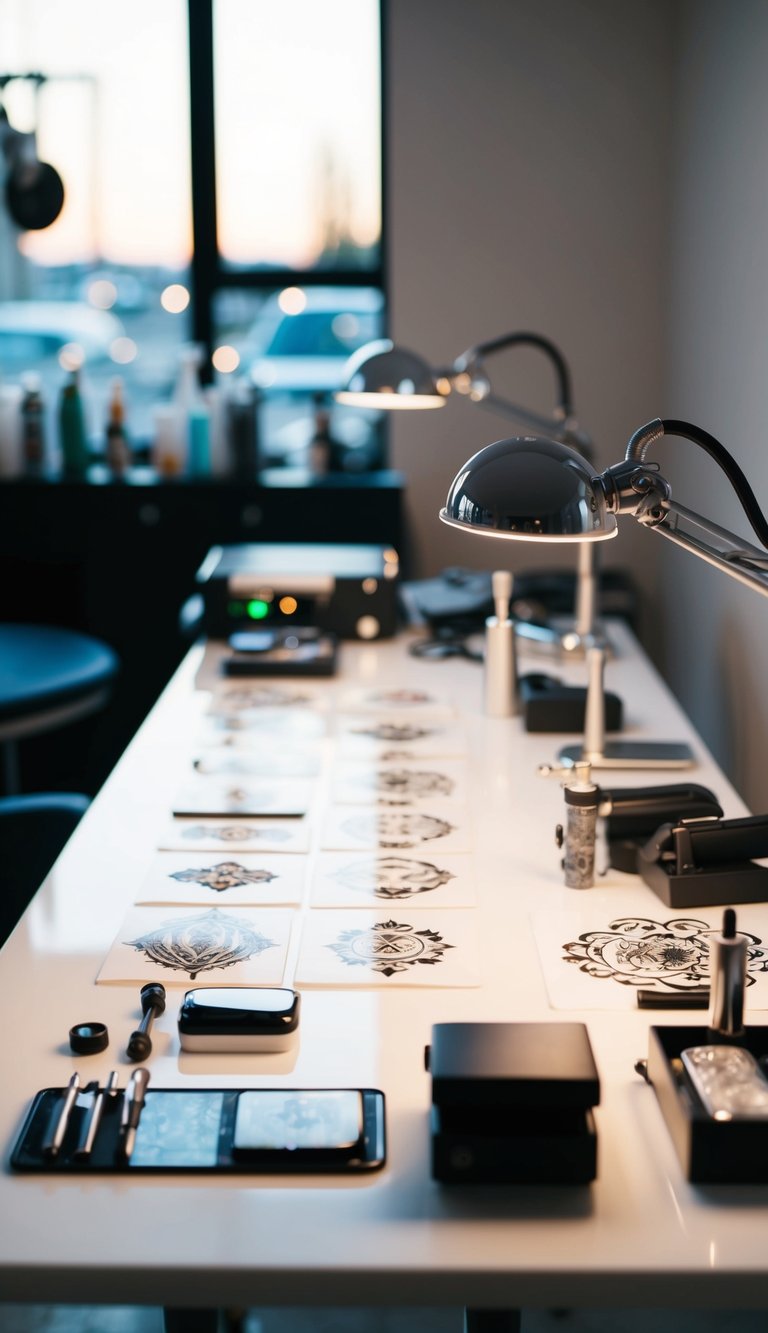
[10,1086,386,1175]
[646,1025,768,1182]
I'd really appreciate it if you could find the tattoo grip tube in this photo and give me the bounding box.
[484,570,519,717]
[708,907,747,1039]
[558,766,599,889]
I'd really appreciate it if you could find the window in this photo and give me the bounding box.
[0,0,385,472]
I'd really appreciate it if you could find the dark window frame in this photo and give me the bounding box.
[187,0,388,375]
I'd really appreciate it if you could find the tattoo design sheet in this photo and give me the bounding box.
[310,851,476,908]
[330,760,469,807]
[335,715,467,761]
[207,682,331,718]
[158,817,312,853]
[136,852,307,906]
[97,906,293,986]
[192,746,323,779]
[172,779,313,819]
[336,686,455,718]
[533,906,768,1009]
[319,803,472,853]
[199,710,328,744]
[295,910,480,987]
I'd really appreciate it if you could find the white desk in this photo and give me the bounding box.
[0,624,765,1315]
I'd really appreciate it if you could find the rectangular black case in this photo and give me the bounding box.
[427,1022,600,1184]
[647,1025,768,1182]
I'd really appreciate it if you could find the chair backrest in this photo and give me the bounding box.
[0,793,89,945]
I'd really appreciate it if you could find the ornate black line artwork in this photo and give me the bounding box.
[359,768,455,804]
[181,824,293,844]
[563,916,768,992]
[126,908,276,980]
[327,919,454,977]
[169,861,278,893]
[340,811,455,848]
[333,855,455,899]
[351,723,435,743]
[367,689,436,707]
[217,686,312,711]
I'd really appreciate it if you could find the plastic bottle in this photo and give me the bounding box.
[20,373,46,476]
[105,376,131,477]
[59,369,89,478]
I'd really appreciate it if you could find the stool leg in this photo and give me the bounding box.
[464,1311,522,1333]
[1,740,20,796]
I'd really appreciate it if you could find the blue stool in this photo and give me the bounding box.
[0,625,119,793]
[0,792,90,944]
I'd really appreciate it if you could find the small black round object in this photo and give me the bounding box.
[69,1021,109,1055]
[126,1030,152,1062]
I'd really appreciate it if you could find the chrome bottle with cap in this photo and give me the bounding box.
[708,907,747,1038]
[556,761,599,889]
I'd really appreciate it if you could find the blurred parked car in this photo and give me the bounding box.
[0,301,125,376]
[246,287,384,394]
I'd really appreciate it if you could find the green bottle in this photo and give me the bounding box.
[59,369,88,478]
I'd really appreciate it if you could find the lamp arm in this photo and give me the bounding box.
[452,331,574,417]
[626,417,768,549]
[469,389,583,443]
[652,500,768,601]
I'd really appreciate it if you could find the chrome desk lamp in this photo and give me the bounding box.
[440,416,768,767]
[337,331,601,656]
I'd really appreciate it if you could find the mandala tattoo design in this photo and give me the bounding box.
[169,861,278,892]
[341,811,455,848]
[333,855,455,899]
[360,768,454,804]
[367,689,435,706]
[181,824,293,844]
[327,919,454,976]
[351,723,434,743]
[563,915,768,992]
[218,685,312,711]
[126,908,276,980]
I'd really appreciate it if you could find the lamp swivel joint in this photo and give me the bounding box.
[599,459,671,526]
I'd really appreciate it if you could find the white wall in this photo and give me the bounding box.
[662,0,768,807]
[386,0,676,613]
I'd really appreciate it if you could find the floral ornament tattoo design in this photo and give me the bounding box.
[333,855,455,899]
[169,861,278,893]
[340,811,454,849]
[563,915,768,993]
[361,768,454,804]
[126,908,276,980]
[181,824,293,844]
[327,919,454,977]
[351,723,435,743]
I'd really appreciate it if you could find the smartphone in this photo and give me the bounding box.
[231,1089,383,1167]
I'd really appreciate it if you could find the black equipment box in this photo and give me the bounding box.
[197,543,400,641]
[426,1022,600,1184]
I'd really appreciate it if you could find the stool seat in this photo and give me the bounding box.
[0,625,119,741]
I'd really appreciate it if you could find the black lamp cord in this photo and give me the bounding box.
[626,417,768,550]
[451,331,574,418]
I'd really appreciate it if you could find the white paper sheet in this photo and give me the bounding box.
[309,851,476,908]
[158,817,312,853]
[295,910,480,987]
[533,905,768,1010]
[136,853,307,906]
[96,906,293,986]
[172,778,314,818]
[336,686,455,717]
[319,803,472,853]
[330,759,469,807]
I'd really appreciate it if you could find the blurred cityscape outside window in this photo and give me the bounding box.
[0,0,385,476]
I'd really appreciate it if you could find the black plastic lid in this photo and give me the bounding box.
[69,1021,109,1055]
[429,1022,600,1110]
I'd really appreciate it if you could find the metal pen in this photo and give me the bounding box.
[120,1068,150,1161]
[74,1070,119,1160]
[42,1072,80,1158]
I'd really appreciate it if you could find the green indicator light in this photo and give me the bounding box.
[228,600,245,618]
[247,599,270,620]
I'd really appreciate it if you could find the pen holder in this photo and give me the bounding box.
[645,1025,768,1182]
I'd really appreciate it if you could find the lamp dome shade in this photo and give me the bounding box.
[439,436,618,541]
[336,339,446,409]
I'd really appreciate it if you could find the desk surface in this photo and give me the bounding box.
[1,624,765,1311]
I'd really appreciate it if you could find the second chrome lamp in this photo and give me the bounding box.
[337,330,601,654]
